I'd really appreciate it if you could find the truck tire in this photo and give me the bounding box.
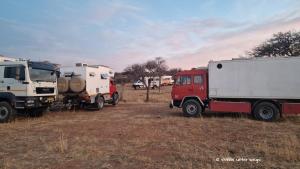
[182,99,202,117]
[112,93,119,106]
[253,102,280,122]
[0,102,16,123]
[29,108,45,117]
[57,77,69,93]
[95,96,104,110]
[70,76,86,93]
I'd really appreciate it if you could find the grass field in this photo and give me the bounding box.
[0,85,299,169]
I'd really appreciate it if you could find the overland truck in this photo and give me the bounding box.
[0,56,59,123]
[170,57,300,121]
[57,63,119,110]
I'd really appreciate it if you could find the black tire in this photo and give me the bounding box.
[133,86,137,90]
[182,99,202,117]
[253,102,280,122]
[112,93,119,106]
[0,101,16,123]
[29,108,45,117]
[95,96,104,110]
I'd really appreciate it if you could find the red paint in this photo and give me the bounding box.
[209,101,251,113]
[171,69,208,101]
[109,79,117,97]
[282,103,300,114]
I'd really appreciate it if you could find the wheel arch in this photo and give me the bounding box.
[0,93,16,106]
[180,96,204,108]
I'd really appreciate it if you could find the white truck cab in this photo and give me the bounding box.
[0,57,59,122]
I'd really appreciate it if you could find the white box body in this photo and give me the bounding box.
[61,64,114,97]
[208,57,300,100]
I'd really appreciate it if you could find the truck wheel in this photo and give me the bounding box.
[0,102,15,123]
[95,96,104,110]
[253,102,280,122]
[112,93,119,106]
[182,100,202,117]
[29,108,45,117]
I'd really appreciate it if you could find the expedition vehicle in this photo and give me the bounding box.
[0,56,59,123]
[170,57,300,121]
[58,63,118,110]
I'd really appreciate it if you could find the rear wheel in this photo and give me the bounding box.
[182,99,202,117]
[95,96,104,110]
[0,102,15,123]
[253,102,280,121]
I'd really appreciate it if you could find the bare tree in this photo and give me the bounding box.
[155,57,168,92]
[124,64,146,82]
[144,60,158,102]
[249,31,300,57]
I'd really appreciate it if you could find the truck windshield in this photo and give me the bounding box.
[29,67,56,82]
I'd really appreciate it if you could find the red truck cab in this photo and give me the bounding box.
[171,69,208,117]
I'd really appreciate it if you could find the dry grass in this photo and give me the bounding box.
[0,85,299,169]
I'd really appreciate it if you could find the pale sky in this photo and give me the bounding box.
[0,0,300,71]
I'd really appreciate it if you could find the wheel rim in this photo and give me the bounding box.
[259,106,274,120]
[98,99,104,108]
[186,104,197,115]
[0,106,9,120]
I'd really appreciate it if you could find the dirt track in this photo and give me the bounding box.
[0,86,299,169]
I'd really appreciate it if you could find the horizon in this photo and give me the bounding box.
[0,0,300,71]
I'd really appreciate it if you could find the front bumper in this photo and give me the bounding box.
[15,96,55,109]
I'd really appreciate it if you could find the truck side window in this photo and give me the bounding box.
[176,76,191,85]
[175,76,181,85]
[194,75,203,84]
[182,76,191,85]
[4,66,17,79]
[4,66,25,80]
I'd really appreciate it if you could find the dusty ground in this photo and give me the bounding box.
[0,85,299,169]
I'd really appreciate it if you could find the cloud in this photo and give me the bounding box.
[166,16,300,70]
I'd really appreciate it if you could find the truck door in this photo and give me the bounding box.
[172,75,193,100]
[192,74,207,100]
[0,65,27,96]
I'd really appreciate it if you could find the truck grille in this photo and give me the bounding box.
[36,87,55,94]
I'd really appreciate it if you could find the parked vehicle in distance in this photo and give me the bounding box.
[0,56,59,123]
[133,76,174,90]
[132,80,146,89]
[161,75,174,86]
[58,63,119,110]
[170,57,300,121]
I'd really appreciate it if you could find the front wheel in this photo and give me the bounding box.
[112,93,119,106]
[182,100,202,117]
[253,102,280,122]
[0,102,16,123]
